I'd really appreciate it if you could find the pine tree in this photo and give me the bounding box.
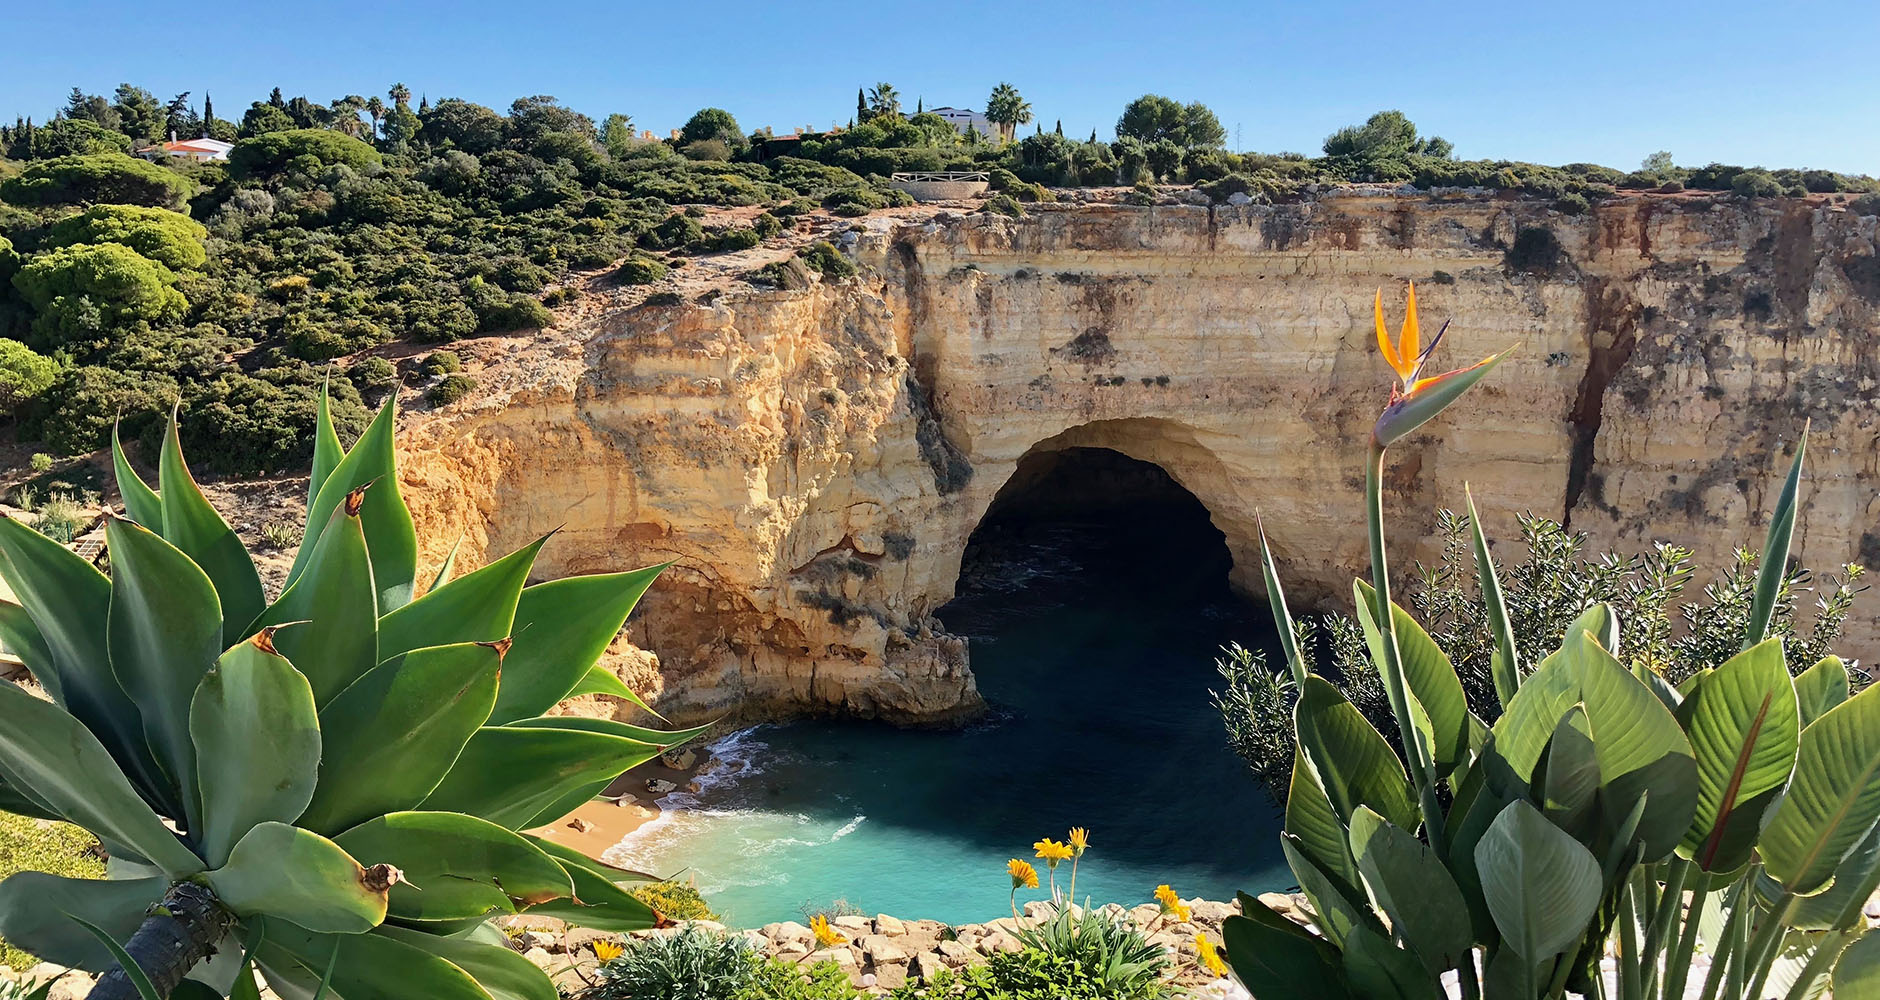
[419,95,429,113]
[1055,120,1063,136]
[269,87,285,108]
[22,117,34,159]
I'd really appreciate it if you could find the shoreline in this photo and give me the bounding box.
[528,752,706,864]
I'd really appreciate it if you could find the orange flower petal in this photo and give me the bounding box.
[1374,290,1403,375]
[1400,282,1420,370]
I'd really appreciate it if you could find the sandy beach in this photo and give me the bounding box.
[528,757,701,864]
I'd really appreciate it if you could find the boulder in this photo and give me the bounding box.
[765,920,814,943]
[912,952,949,982]
[520,930,559,951]
[644,778,677,795]
[833,914,872,933]
[875,913,907,936]
[857,934,907,964]
[978,930,1021,955]
[522,947,555,970]
[936,939,973,964]
[1227,191,1254,206]
[562,927,621,953]
[806,946,857,968]
[1190,899,1238,924]
[869,961,909,990]
[661,748,698,769]
[47,976,94,1000]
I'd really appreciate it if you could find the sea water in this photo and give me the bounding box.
[608,511,1293,927]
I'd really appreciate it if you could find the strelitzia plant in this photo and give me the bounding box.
[1220,287,1880,1000]
[0,394,705,1000]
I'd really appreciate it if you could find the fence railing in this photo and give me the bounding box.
[890,172,990,183]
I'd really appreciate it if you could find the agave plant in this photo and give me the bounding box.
[1221,287,1880,999]
[0,395,705,1000]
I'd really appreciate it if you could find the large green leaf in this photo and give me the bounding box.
[1836,927,1880,1000]
[419,724,664,830]
[1348,806,1472,975]
[206,822,386,933]
[0,600,53,699]
[1474,800,1603,962]
[291,398,419,615]
[1564,604,1619,657]
[563,661,655,706]
[1280,835,1379,949]
[1761,682,1880,895]
[104,515,224,834]
[258,918,495,1000]
[1285,751,1364,902]
[1676,638,1800,872]
[372,925,557,1000]
[158,412,265,635]
[1354,580,1473,777]
[298,642,503,835]
[519,837,662,931]
[1340,926,1443,1000]
[1795,656,1850,728]
[1256,519,1308,685]
[487,565,665,723]
[1219,896,1355,1000]
[333,812,573,922]
[253,493,379,704]
[0,872,165,971]
[309,381,344,512]
[0,680,201,875]
[1782,822,1880,930]
[191,631,322,867]
[376,536,546,662]
[1465,488,1521,709]
[501,716,709,830]
[1539,707,1600,842]
[111,424,163,530]
[1294,675,1418,833]
[1747,428,1806,648]
[0,517,168,809]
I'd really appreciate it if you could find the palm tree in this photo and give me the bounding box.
[985,82,1031,143]
[365,96,385,138]
[388,82,412,108]
[867,82,901,120]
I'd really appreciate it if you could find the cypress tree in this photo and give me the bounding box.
[203,92,215,127]
[856,88,867,123]
[1089,129,1098,144]
[22,117,34,159]
[269,87,285,109]
[1054,120,1062,135]
[916,97,923,114]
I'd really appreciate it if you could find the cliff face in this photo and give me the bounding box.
[398,192,1880,725]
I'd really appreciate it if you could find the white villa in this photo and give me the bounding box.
[135,135,234,162]
[927,107,993,138]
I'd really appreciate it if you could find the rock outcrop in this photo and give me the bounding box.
[399,191,1880,725]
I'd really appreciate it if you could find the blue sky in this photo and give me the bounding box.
[5,0,1876,173]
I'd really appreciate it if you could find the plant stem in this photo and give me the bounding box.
[91,882,233,1000]
[1619,878,1643,1000]
[1640,859,1690,999]
[1364,442,1446,854]
[1701,881,1748,1000]
[1661,879,1710,1000]
[1739,891,1796,1000]
[1455,951,1481,1000]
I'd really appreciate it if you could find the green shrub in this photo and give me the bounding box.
[29,492,85,543]
[617,254,670,285]
[18,364,178,457]
[347,356,398,393]
[704,227,762,253]
[427,373,477,406]
[0,339,59,414]
[630,880,717,921]
[644,291,684,306]
[420,350,463,377]
[741,958,861,1000]
[752,212,783,238]
[985,193,1024,217]
[1505,225,1565,277]
[798,242,854,279]
[642,213,704,251]
[27,454,53,474]
[477,293,553,333]
[1732,168,1785,198]
[1011,905,1171,999]
[0,813,105,970]
[752,257,812,290]
[45,204,209,271]
[11,242,188,354]
[589,927,755,1000]
[227,128,381,179]
[0,154,194,210]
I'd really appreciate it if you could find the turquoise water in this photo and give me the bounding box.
[610,466,1292,927]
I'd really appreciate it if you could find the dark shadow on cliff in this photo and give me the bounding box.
[724,447,1288,896]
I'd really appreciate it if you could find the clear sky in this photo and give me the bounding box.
[5,0,1876,174]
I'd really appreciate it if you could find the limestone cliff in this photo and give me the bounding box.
[398,190,1880,725]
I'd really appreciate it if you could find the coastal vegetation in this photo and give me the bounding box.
[1218,288,1880,999]
[2,82,1875,474]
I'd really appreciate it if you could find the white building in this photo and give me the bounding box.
[136,135,234,162]
[926,107,993,138]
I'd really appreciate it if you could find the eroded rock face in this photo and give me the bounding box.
[399,192,1880,725]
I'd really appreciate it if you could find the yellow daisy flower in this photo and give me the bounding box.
[1068,827,1090,855]
[1034,838,1074,867]
[809,913,847,948]
[1155,884,1192,922]
[1196,933,1226,976]
[1008,858,1040,890]
[592,939,624,963]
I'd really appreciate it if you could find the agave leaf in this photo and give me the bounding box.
[1465,487,1521,708]
[310,381,344,512]
[1281,834,1380,949]
[111,424,163,530]
[292,398,419,615]
[1475,800,1603,961]
[298,642,503,835]
[104,515,224,834]
[0,600,54,700]
[1354,580,1474,778]
[1675,638,1799,872]
[1761,682,1880,895]
[1748,426,1807,649]
[1348,806,1472,975]
[487,565,665,723]
[70,914,164,1000]
[428,533,464,594]
[258,918,495,1000]
[0,680,201,875]
[1340,925,1443,1000]
[1294,675,1418,833]
[253,493,379,704]
[525,835,661,883]
[158,412,265,636]
[191,631,322,868]
[0,872,165,971]
[422,725,664,830]
[0,770,59,821]
[0,517,170,809]
[376,536,547,662]
[502,716,709,829]
[207,822,386,933]
[1219,899,1356,1000]
[332,812,573,922]
[1257,518,1308,684]
[561,662,657,710]
[519,837,663,930]
[372,924,557,1000]
[1795,656,1850,728]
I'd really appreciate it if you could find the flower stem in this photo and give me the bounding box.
[1365,441,1445,853]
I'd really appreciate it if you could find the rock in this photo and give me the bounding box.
[1226,191,1254,206]
[978,930,1021,955]
[875,913,907,936]
[522,947,555,970]
[1021,900,1054,920]
[870,961,908,989]
[1129,904,1161,925]
[661,748,698,769]
[567,817,594,833]
[775,940,812,958]
[1190,899,1238,924]
[685,919,727,933]
[912,952,948,982]
[46,975,93,1000]
[833,915,872,933]
[562,927,621,953]
[521,930,559,951]
[807,946,857,968]
[765,920,815,942]
[858,934,907,964]
[936,939,973,964]
[644,778,677,795]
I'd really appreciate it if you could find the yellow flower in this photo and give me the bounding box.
[592,939,623,963]
[810,914,847,948]
[1195,933,1226,977]
[1008,858,1040,890]
[1371,283,1511,447]
[1034,839,1073,867]
[1067,827,1089,855]
[1155,884,1192,922]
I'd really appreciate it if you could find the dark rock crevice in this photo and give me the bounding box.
[1563,277,1645,528]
